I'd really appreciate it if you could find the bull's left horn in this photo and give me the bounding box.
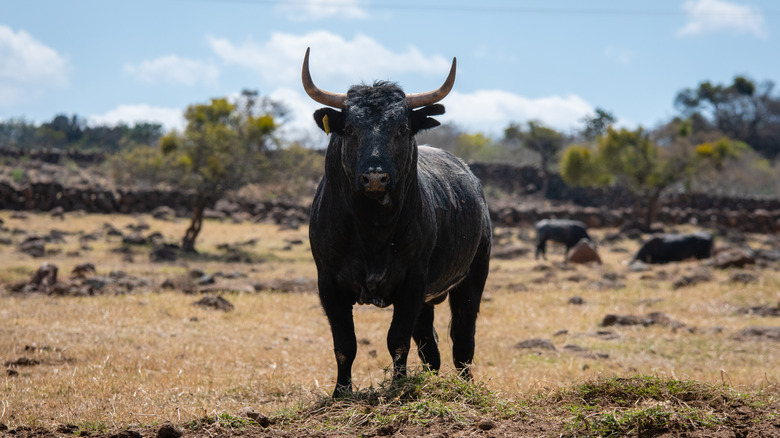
[405,57,456,109]
[302,47,347,109]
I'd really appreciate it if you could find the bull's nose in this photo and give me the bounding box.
[359,171,390,192]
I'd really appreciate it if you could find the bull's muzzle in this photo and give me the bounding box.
[359,171,390,193]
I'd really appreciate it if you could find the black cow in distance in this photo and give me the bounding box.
[535,219,591,260]
[632,232,713,264]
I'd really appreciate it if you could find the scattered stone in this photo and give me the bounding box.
[514,338,555,350]
[729,271,759,284]
[476,419,496,430]
[601,314,646,327]
[6,369,18,377]
[563,344,588,353]
[4,357,41,367]
[122,233,148,245]
[50,206,65,219]
[672,269,713,289]
[30,262,58,290]
[18,236,45,257]
[568,296,585,305]
[592,330,621,340]
[734,326,780,342]
[104,223,124,237]
[156,422,182,438]
[737,303,780,317]
[161,279,176,289]
[111,429,143,438]
[252,277,317,293]
[150,244,178,262]
[628,261,651,272]
[375,424,396,436]
[506,283,528,293]
[56,424,79,434]
[151,205,176,220]
[195,274,215,286]
[126,222,150,232]
[71,263,96,278]
[553,329,568,336]
[566,239,601,264]
[237,407,270,427]
[601,312,685,329]
[710,248,755,269]
[192,295,235,312]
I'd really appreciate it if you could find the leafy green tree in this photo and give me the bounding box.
[453,132,500,162]
[580,108,616,142]
[560,127,690,230]
[163,95,280,252]
[117,92,282,253]
[505,121,566,195]
[694,137,749,171]
[675,76,780,160]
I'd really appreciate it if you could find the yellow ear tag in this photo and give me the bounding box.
[322,114,330,135]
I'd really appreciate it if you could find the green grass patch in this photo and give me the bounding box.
[273,370,525,431]
[555,375,769,437]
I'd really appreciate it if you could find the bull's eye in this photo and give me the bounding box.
[397,124,409,137]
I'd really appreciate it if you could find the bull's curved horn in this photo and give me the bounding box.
[302,47,347,109]
[405,57,456,109]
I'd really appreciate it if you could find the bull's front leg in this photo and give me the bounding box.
[386,275,426,380]
[319,278,357,398]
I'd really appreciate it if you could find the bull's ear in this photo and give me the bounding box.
[313,108,345,135]
[410,104,445,133]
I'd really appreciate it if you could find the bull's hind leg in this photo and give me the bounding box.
[412,305,440,372]
[448,240,490,379]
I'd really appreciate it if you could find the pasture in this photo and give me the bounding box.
[1,210,779,436]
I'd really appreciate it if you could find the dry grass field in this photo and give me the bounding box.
[1,210,779,436]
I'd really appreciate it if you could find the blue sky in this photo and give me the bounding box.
[1,0,777,145]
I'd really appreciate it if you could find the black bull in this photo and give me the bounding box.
[632,232,713,264]
[535,219,591,260]
[303,49,492,397]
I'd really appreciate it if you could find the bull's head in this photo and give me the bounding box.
[302,48,455,207]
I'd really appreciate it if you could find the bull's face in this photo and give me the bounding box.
[301,48,455,206]
[313,89,445,206]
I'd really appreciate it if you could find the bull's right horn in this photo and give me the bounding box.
[302,47,347,109]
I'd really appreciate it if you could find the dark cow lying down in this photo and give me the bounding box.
[535,219,591,260]
[632,232,713,264]
[303,48,492,397]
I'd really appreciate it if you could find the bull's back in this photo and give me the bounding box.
[417,146,491,294]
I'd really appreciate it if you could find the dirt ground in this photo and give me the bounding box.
[2,211,780,437]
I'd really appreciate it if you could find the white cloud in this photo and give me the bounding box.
[677,0,768,38]
[89,104,185,132]
[444,90,593,135]
[124,55,219,86]
[276,0,368,21]
[0,25,69,106]
[603,45,633,65]
[207,31,451,87]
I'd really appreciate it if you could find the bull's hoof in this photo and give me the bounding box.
[332,383,353,399]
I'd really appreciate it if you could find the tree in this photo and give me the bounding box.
[580,108,616,142]
[674,76,780,160]
[504,121,566,195]
[158,93,281,252]
[560,127,690,230]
